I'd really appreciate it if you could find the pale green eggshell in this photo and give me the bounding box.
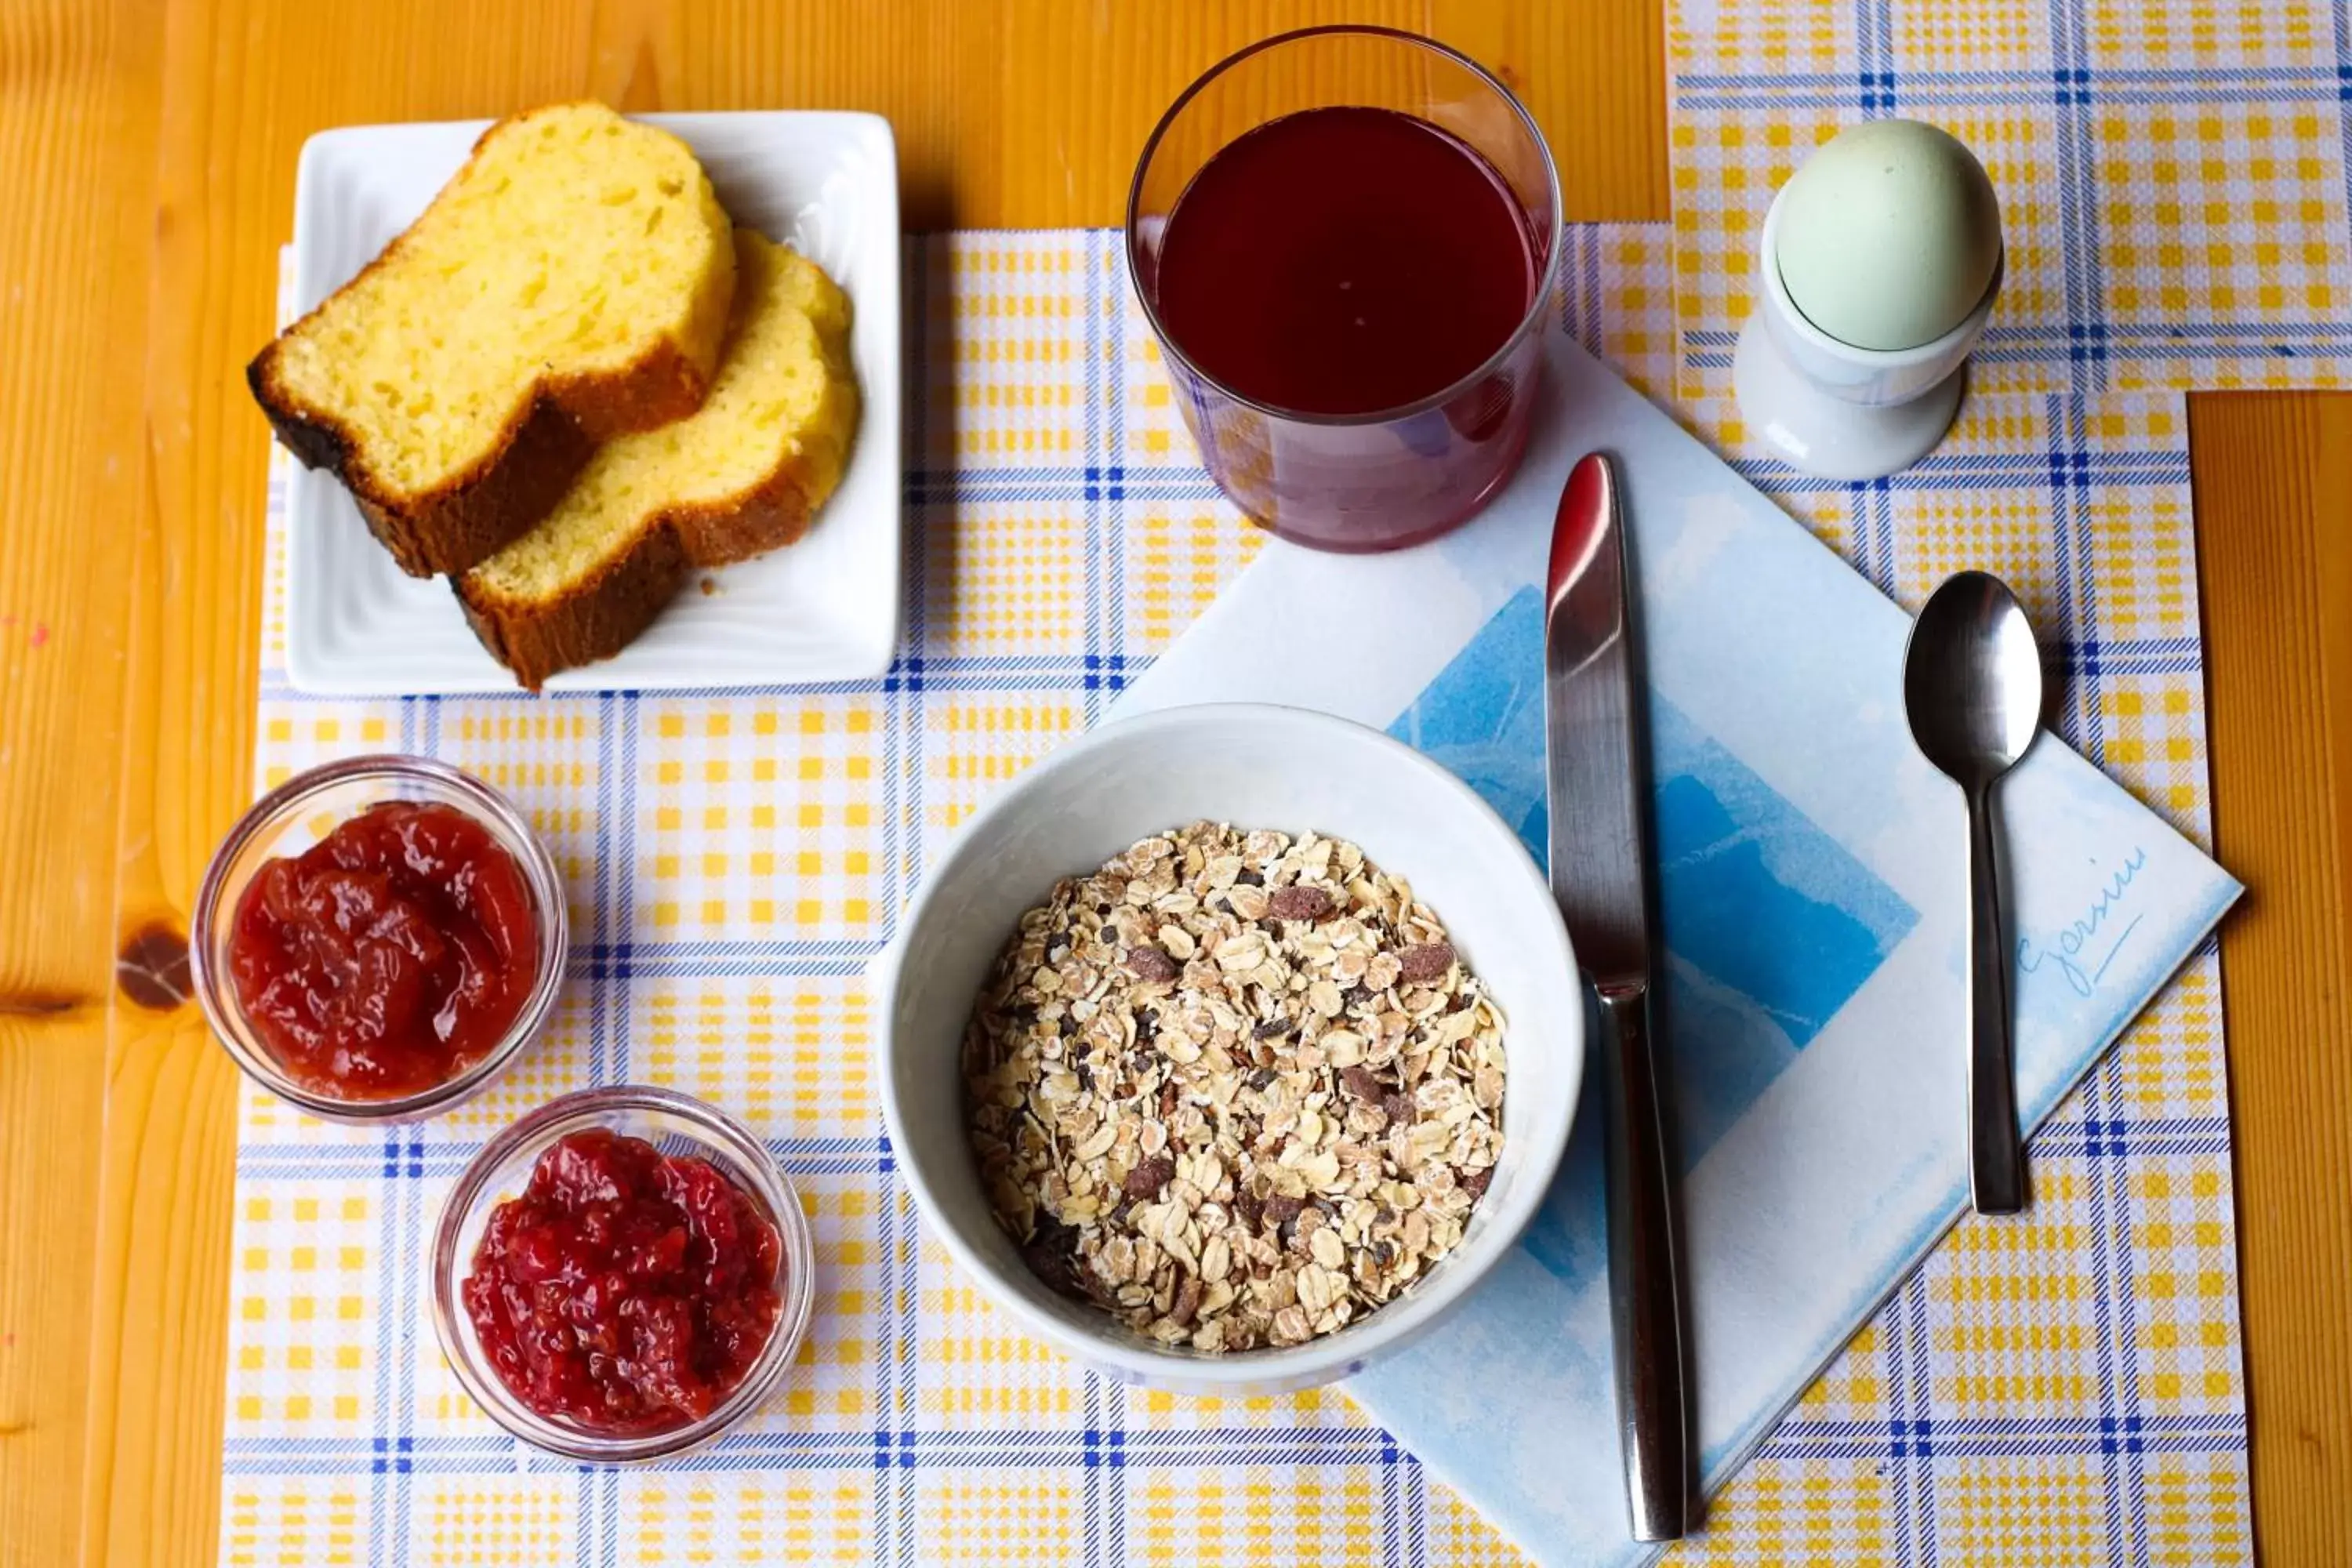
[1773,118,2002,352]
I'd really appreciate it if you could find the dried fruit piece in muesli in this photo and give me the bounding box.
[960,822,1505,1354]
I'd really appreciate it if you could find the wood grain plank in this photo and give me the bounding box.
[78,1017,241,1568]
[0,0,164,1560]
[0,1014,106,1565]
[0,0,160,1000]
[2189,390,2352,1566]
[669,0,1004,228]
[989,0,1668,228]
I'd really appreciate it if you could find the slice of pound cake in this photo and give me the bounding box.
[250,103,737,576]
[456,230,859,688]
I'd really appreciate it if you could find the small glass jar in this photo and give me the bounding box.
[430,1085,816,1463]
[190,754,568,1123]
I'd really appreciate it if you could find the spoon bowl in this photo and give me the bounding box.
[1903,570,2044,1215]
[1905,571,2042,783]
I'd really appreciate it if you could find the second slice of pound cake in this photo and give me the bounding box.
[455,230,859,688]
[250,103,737,576]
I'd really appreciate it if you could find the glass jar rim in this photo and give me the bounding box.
[429,1084,818,1463]
[1124,23,1566,430]
[187,753,570,1123]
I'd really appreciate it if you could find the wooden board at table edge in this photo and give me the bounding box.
[2189,393,2352,1565]
[0,0,165,1560]
[0,2,2341,1566]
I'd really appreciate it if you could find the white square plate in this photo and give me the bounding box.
[282,111,902,694]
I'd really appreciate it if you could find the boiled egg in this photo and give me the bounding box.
[1773,119,2002,352]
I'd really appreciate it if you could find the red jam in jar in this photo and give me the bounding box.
[463,1128,784,1435]
[227,800,540,1101]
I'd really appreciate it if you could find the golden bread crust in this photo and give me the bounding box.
[452,454,829,690]
[455,231,858,688]
[246,103,736,579]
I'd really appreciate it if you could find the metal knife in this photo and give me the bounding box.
[1544,450,1691,1541]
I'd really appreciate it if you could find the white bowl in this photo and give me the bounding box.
[877,703,1584,1395]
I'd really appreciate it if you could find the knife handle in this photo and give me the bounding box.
[1599,982,1690,1541]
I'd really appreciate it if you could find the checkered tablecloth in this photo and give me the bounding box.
[226,9,2352,1545]
[1627,2,2350,1561]
[1668,0,2352,399]
[223,216,2254,1566]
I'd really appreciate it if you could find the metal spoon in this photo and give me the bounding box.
[1903,570,2043,1214]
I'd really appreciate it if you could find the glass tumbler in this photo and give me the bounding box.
[1127,26,1562,553]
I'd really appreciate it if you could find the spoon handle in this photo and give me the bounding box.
[1967,780,2027,1213]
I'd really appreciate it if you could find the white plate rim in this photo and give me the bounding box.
[278,107,903,696]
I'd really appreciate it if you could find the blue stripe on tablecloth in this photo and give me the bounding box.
[1106,232,1131,702]
[1682,338,2351,369]
[1715,453,2195,485]
[1679,64,2349,88]
[236,1136,895,1183]
[394,1148,423,1564]
[1860,0,1896,114]
[1552,223,1580,347]
[179,1124,2185,1167]
[1675,56,2352,110]
[1080,229,1109,738]
[603,668,637,1568]
[1581,220,1606,361]
[1077,225,1111,1568]
[1404,1453,1429,1566]
[2110,1058,2158,1561]
[876,231,938,1568]
[895,1161,924,1566]
[1692,323,2352,348]
[2087,1058,2132,1564]
[1679,82,2352,108]
[613,684,638,1093]
[1682,323,2352,377]
[1896,1272,1933,1566]
[213,1113,2244,1173]
[2048,398,2096,757]
[1868,474,1899,596]
[2338,0,2352,348]
[1092,246,1131,1557]
[873,1147,902,1558]
[368,1155,397,1565]
[590,691,617,1091]
[216,1411,2249,1472]
[1378,1436,1406,1568]
[2056,2,2112,397]
[257,655,1172,704]
[1970,322,2352,343]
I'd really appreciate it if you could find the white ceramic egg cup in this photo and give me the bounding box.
[1733,183,2003,482]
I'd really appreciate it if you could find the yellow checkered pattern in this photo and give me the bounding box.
[1669,0,2352,401]
[1661,6,2274,1558]
[228,216,2247,1564]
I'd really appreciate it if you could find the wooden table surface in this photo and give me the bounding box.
[0,2,2343,1563]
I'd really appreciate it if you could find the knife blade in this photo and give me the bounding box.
[1544,451,1691,1542]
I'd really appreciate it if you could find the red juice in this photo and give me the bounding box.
[1152,106,1540,417]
